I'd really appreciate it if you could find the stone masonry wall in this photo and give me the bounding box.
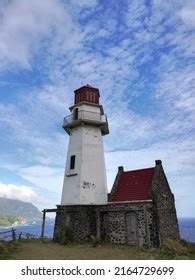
[53,201,157,245]
[150,161,180,244]
[54,205,96,243]
[100,202,154,245]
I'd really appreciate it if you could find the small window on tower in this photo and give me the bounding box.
[70,155,76,169]
[92,92,96,102]
[74,108,78,120]
[86,91,89,101]
[91,92,93,102]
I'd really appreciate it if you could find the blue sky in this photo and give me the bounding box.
[0,0,194,217]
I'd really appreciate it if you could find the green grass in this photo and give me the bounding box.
[0,239,195,260]
[0,241,19,260]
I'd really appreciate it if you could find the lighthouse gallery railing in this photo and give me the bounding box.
[63,110,107,126]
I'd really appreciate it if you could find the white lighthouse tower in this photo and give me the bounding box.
[61,85,109,205]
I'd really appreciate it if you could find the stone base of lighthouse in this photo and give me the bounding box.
[53,202,158,245]
[54,205,97,243]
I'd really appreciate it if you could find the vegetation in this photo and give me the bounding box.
[0,215,26,227]
[0,239,194,260]
[0,197,42,221]
[0,241,19,260]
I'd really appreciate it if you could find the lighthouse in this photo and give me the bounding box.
[54,85,179,245]
[61,85,109,205]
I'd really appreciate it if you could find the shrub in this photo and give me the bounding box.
[0,242,9,254]
[161,239,189,258]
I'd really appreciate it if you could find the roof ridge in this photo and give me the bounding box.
[123,167,155,173]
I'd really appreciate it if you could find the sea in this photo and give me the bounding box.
[0,218,194,243]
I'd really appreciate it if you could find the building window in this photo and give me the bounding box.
[86,91,89,101]
[81,92,83,102]
[70,155,76,169]
[74,108,78,120]
[89,92,93,102]
[92,92,96,102]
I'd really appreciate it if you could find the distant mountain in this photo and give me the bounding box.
[0,197,42,221]
[0,215,26,227]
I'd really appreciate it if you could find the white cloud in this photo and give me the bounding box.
[180,5,195,27]
[0,182,40,204]
[105,138,195,188]
[104,107,155,151]
[125,0,147,29]
[17,165,64,194]
[70,0,97,8]
[0,0,75,70]
[155,66,195,116]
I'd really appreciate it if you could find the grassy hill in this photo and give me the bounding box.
[0,215,26,227]
[0,197,42,221]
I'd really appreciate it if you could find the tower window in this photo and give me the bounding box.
[86,91,89,101]
[74,108,78,120]
[70,155,76,169]
[92,92,96,102]
[89,92,92,102]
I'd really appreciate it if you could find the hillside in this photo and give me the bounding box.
[0,215,26,227]
[0,197,42,221]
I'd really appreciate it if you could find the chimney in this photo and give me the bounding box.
[155,160,162,166]
[118,166,124,172]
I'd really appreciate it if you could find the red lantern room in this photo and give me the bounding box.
[74,84,100,105]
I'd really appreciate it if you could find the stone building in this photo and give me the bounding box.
[54,85,180,246]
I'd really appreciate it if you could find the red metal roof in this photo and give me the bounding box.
[111,167,155,202]
[74,85,100,105]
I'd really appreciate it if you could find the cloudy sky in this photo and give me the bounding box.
[0,0,194,217]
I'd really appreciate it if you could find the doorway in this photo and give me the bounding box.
[126,212,138,244]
